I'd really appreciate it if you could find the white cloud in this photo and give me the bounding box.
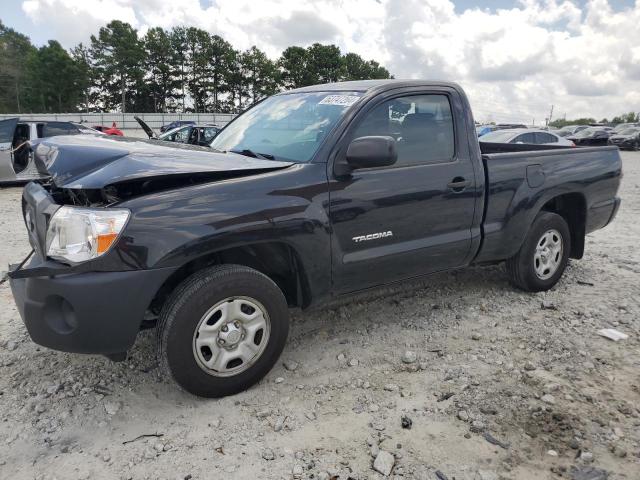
[19,0,640,122]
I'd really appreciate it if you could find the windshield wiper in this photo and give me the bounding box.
[229,149,275,160]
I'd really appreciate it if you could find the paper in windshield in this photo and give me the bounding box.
[318,95,361,107]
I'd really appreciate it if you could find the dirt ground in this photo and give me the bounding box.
[0,152,638,480]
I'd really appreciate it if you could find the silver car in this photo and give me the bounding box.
[478,128,576,146]
[0,118,102,184]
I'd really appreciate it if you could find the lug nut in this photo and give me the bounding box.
[234,321,240,328]
[221,325,228,332]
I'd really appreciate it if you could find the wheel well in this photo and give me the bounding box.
[540,193,586,259]
[147,242,310,319]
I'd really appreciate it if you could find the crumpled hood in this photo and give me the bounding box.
[31,135,293,189]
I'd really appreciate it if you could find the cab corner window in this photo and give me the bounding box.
[352,94,455,167]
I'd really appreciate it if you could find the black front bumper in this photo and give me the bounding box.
[9,255,176,355]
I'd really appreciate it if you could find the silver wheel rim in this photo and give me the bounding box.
[192,296,270,377]
[533,228,563,280]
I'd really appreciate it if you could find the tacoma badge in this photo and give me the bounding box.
[352,231,393,243]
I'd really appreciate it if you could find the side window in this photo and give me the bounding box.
[0,118,18,143]
[43,122,80,137]
[171,127,190,143]
[203,127,218,143]
[36,124,44,138]
[535,132,557,144]
[512,133,535,144]
[352,94,455,166]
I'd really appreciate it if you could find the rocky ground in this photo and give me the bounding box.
[0,152,638,480]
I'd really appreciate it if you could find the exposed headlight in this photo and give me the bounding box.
[46,206,130,263]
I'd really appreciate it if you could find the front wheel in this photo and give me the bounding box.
[506,212,571,292]
[157,265,289,397]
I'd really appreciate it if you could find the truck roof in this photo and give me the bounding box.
[284,79,462,94]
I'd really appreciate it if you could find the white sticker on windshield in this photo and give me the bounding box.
[318,95,360,107]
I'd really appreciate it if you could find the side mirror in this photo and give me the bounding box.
[346,136,397,170]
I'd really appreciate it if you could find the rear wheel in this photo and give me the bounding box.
[506,212,571,292]
[157,265,289,397]
[634,140,639,151]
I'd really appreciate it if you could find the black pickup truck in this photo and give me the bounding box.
[8,80,622,397]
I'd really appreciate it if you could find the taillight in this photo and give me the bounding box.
[570,141,576,147]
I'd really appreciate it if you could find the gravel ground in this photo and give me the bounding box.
[0,152,639,480]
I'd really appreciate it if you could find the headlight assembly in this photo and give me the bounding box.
[45,206,130,263]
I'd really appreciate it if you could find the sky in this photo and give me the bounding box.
[3,0,640,123]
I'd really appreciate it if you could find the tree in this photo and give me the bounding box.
[279,46,312,89]
[2,21,395,113]
[71,43,94,112]
[0,21,36,113]
[306,43,343,83]
[224,49,247,113]
[184,27,212,112]
[144,27,179,112]
[22,40,87,112]
[90,20,145,112]
[169,26,189,111]
[549,117,596,128]
[208,35,235,111]
[611,112,639,124]
[241,46,279,106]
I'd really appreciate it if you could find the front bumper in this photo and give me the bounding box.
[9,255,176,355]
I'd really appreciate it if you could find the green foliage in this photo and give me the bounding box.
[610,112,639,124]
[0,21,36,113]
[0,20,393,114]
[89,20,146,112]
[548,117,596,128]
[22,40,87,112]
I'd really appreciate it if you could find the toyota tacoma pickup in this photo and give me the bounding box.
[7,80,622,397]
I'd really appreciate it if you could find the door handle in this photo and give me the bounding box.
[447,177,470,192]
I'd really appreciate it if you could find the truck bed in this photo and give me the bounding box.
[474,145,622,263]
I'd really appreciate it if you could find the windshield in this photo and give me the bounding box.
[478,130,518,142]
[210,91,364,162]
[619,128,640,135]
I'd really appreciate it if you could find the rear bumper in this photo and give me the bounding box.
[9,256,176,355]
[586,196,621,233]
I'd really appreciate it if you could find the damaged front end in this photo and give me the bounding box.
[9,134,294,279]
[30,134,293,206]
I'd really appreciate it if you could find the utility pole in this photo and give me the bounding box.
[546,104,554,126]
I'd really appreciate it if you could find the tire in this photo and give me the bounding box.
[157,264,289,398]
[634,141,639,151]
[506,212,571,292]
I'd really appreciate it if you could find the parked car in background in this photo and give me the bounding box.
[611,123,638,134]
[159,120,196,133]
[92,124,124,136]
[160,124,220,146]
[479,128,575,146]
[556,125,589,137]
[135,116,220,147]
[608,127,640,150]
[567,127,611,146]
[0,118,103,184]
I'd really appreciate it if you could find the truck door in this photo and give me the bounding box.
[328,90,479,293]
[0,118,19,181]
